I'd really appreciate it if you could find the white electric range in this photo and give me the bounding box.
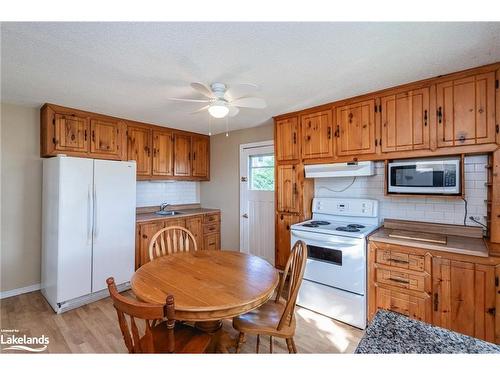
[291,197,380,329]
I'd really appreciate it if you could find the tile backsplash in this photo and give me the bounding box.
[136,181,200,207]
[313,155,488,227]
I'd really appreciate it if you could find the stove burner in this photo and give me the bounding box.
[302,223,319,228]
[347,224,365,229]
[310,221,330,226]
[336,226,360,232]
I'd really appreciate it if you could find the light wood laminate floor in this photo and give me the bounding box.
[0,291,363,353]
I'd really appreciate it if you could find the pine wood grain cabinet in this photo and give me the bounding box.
[136,212,220,269]
[380,87,431,152]
[41,103,211,181]
[276,117,300,162]
[275,213,302,269]
[276,164,299,213]
[301,110,334,159]
[436,71,496,147]
[335,99,377,156]
[368,240,500,344]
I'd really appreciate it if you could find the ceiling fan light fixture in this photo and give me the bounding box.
[208,100,229,118]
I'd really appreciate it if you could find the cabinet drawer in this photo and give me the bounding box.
[376,267,426,292]
[376,249,425,272]
[204,213,220,224]
[163,219,186,228]
[375,286,431,322]
[203,222,220,235]
[204,233,220,250]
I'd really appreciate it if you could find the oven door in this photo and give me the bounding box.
[388,159,459,194]
[291,230,366,295]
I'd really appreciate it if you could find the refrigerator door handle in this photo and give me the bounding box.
[93,184,98,240]
[87,185,93,244]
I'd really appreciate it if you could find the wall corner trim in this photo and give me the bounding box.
[0,284,41,299]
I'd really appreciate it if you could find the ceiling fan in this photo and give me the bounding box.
[169,82,266,118]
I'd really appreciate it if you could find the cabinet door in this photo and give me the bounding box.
[275,213,301,269]
[436,71,496,147]
[381,88,430,152]
[90,118,125,159]
[335,99,376,156]
[301,110,333,159]
[152,130,173,177]
[174,133,192,177]
[374,285,432,323]
[127,125,152,177]
[186,216,203,250]
[54,113,89,153]
[276,117,300,161]
[276,164,298,213]
[138,222,164,267]
[191,136,209,178]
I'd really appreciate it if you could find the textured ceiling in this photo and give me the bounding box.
[2,22,500,134]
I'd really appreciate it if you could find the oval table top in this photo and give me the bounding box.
[131,250,279,322]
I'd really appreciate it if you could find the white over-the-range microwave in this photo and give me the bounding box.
[387,156,461,195]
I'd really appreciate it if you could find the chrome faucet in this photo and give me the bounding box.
[160,202,171,212]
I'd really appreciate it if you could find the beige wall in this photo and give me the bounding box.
[1,103,42,292]
[200,121,274,250]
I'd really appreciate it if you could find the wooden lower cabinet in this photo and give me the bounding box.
[136,212,221,269]
[368,241,500,344]
[275,213,302,269]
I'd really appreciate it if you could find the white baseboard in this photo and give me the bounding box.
[0,284,41,299]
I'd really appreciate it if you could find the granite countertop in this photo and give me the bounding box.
[355,310,500,354]
[136,207,220,223]
[369,227,489,258]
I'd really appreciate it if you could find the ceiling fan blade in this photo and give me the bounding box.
[228,106,240,117]
[168,97,211,103]
[225,83,259,100]
[230,96,267,109]
[190,82,214,98]
[190,105,210,114]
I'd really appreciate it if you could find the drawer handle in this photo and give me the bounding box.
[388,258,409,264]
[388,277,410,284]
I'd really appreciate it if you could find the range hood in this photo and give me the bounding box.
[305,161,375,178]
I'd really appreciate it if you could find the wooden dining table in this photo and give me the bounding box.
[131,250,279,352]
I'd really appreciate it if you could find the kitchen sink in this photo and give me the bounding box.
[154,210,183,216]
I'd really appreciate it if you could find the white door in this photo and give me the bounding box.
[240,142,275,265]
[92,160,136,292]
[57,157,94,302]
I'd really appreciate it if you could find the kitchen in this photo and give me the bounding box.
[1,15,500,372]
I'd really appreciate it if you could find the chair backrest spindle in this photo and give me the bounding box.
[148,226,198,262]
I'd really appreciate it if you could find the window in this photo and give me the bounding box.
[249,154,274,191]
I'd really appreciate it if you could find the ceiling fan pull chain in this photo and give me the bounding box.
[225,116,229,137]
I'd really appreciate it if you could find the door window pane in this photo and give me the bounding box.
[249,154,274,191]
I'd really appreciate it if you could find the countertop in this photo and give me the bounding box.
[369,227,489,258]
[355,310,500,354]
[136,207,220,223]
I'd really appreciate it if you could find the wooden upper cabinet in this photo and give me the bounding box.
[432,258,496,343]
[276,117,300,161]
[335,99,376,156]
[191,136,209,179]
[53,113,89,154]
[380,87,430,152]
[127,125,152,177]
[436,71,496,147]
[152,130,173,177]
[173,133,192,177]
[301,110,333,159]
[276,164,299,213]
[90,118,126,159]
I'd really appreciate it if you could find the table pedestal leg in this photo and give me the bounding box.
[195,320,237,353]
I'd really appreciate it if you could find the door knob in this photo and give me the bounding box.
[242,213,248,218]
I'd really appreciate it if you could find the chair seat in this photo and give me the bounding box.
[232,299,296,338]
[142,322,212,353]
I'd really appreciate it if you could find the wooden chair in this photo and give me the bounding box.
[232,240,307,353]
[148,226,198,262]
[106,277,211,353]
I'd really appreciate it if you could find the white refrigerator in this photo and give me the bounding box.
[41,156,136,313]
